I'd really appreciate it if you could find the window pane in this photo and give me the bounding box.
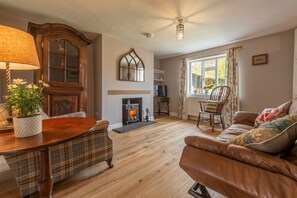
[49,39,65,82]
[204,59,215,68]
[191,61,202,95]
[218,57,226,85]
[65,40,79,83]
[130,64,136,81]
[204,69,216,94]
[187,54,226,96]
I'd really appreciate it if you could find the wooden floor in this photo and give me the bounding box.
[0,117,226,198]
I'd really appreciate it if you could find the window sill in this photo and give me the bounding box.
[186,94,209,100]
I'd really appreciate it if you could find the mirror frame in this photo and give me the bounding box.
[119,48,145,82]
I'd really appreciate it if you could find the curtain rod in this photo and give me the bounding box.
[184,45,243,61]
[227,46,242,50]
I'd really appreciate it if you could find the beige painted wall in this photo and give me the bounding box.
[161,30,294,115]
[93,35,103,120]
[100,35,154,127]
[0,10,155,126]
[154,59,161,69]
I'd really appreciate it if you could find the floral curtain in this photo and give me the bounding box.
[224,48,240,126]
[177,58,187,119]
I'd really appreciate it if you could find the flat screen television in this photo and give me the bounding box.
[154,85,167,97]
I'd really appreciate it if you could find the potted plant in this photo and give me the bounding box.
[4,79,49,138]
[203,84,215,95]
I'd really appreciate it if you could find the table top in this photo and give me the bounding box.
[0,117,96,154]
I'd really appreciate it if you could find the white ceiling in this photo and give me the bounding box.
[1,0,297,59]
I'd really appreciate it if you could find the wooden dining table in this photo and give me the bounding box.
[0,117,96,198]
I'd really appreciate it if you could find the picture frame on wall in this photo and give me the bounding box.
[252,54,268,65]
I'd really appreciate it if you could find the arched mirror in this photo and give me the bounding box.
[119,48,145,82]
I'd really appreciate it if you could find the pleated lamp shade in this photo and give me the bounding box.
[0,25,40,70]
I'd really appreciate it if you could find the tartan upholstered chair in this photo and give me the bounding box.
[196,86,231,131]
[0,105,113,197]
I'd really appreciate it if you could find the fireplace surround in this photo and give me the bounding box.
[122,98,142,125]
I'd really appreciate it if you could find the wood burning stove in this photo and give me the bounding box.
[123,104,139,124]
[122,98,142,125]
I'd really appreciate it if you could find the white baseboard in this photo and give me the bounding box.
[169,112,178,117]
[169,112,188,120]
[182,114,188,120]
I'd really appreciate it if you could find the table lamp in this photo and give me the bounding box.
[0,25,40,129]
[0,25,40,86]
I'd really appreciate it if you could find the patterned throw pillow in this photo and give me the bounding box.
[205,100,219,113]
[230,115,297,154]
[245,122,297,154]
[270,115,296,131]
[230,127,278,146]
[254,101,292,127]
[258,122,282,133]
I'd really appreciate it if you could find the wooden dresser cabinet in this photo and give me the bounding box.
[28,23,92,116]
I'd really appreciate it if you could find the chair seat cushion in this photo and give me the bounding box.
[205,100,220,113]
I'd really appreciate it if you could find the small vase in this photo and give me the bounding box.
[13,114,42,138]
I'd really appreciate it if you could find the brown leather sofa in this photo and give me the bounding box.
[180,99,297,198]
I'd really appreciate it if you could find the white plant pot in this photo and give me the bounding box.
[13,114,42,138]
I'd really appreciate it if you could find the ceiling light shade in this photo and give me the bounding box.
[176,18,184,41]
[0,25,40,85]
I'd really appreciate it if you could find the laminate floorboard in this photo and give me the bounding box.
[0,116,226,198]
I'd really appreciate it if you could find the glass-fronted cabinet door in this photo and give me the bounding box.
[48,39,79,84]
[28,23,92,116]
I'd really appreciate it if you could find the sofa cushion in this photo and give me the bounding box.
[281,144,297,166]
[254,101,292,127]
[183,135,297,182]
[216,124,254,142]
[230,115,297,154]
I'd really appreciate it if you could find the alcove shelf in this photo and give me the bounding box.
[154,69,165,82]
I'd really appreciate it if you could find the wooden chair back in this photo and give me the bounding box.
[209,86,231,104]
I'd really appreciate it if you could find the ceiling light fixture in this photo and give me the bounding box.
[176,18,184,41]
[143,32,154,38]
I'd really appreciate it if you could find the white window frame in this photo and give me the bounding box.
[187,54,226,97]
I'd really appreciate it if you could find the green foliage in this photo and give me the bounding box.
[203,83,215,90]
[4,79,49,118]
